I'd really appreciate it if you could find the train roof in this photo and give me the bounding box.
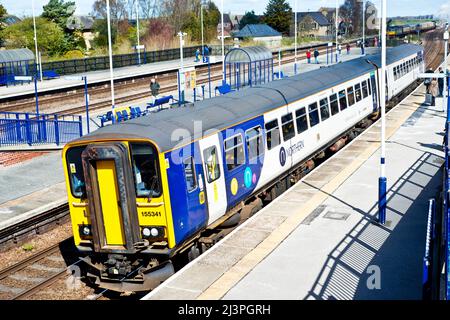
[75,44,423,153]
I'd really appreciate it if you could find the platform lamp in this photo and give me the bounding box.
[378,0,387,225]
[444,26,449,122]
[201,0,207,58]
[178,31,188,105]
[135,0,141,66]
[106,0,116,123]
[31,0,43,82]
[294,0,298,74]
[335,0,339,63]
[221,0,225,84]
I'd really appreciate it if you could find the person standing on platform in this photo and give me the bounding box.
[150,77,160,105]
[438,67,444,97]
[195,48,201,62]
[360,41,365,55]
[314,48,320,64]
[429,78,439,106]
[346,43,351,55]
[306,49,311,64]
[338,44,342,55]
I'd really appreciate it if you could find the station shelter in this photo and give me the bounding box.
[224,46,274,90]
[0,48,36,86]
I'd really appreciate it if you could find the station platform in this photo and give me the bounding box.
[0,55,222,100]
[143,82,445,300]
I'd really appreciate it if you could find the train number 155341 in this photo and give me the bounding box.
[141,211,161,218]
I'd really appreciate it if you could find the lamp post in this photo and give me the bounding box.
[106,0,116,123]
[444,27,449,121]
[178,31,187,105]
[31,0,42,82]
[135,0,141,66]
[221,0,225,83]
[335,0,339,62]
[378,0,387,225]
[294,0,298,74]
[362,0,365,55]
[201,0,206,57]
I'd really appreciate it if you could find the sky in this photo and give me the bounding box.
[1,0,450,18]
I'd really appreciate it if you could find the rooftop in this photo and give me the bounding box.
[233,24,282,38]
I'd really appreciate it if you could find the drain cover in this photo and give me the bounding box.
[323,209,351,221]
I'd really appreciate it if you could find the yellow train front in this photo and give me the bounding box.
[63,138,176,292]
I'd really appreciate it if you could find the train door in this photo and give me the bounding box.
[199,134,228,224]
[370,71,379,112]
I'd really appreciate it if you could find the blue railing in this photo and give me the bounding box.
[0,111,82,146]
[444,90,450,300]
[423,198,436,299]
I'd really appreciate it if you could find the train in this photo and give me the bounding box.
[387,21,437,37]
[62,44,425,292]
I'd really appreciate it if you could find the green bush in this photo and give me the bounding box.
[64,49,84,59]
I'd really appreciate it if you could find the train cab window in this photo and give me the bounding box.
[295,107,309,134]
[265,119,281,150]
[319,98,330,121]
[329,94,339,115]
[339,90,348,110]
[347,86,355,106]
[131,143,161,198]
[246,126,264,161]
[354,83,362,102]
[224,134,245,171]
[308,102,320,127]
[66,146,86,198]
[281,113,295,141]
[203,146,221,183]
[183,157,197,192]
[362,81,369,98]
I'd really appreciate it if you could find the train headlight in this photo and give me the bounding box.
[142,227,151,237]
[141,226,164,239]
[150,228,159,237]
[78,225,91,237]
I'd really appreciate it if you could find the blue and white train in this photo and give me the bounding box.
[62,44,425,291]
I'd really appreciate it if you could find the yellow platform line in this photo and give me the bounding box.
[197,90,427,300]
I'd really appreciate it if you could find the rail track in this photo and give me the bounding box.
[0,30,443,300]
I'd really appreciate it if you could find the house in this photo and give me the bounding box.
[233,24,282,47]
[217,13,233,39]
[66,15,96,50]
[291,11,332,39]
[230,14,243,32]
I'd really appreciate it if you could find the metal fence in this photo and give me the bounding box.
[0,111,82,146]
[36,45,232,77]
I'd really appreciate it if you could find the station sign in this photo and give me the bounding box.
[328,42,333,47]
[418,73,446,79]
[135,45,145,50]
[14,76,32,81]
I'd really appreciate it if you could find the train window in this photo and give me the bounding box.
[203,146,221,183]
[224,135,245,171]
[295,107,309,134]
[339,90,348,110]
[282,113,295,141]
[246,126,264,162]
[362,81,369,98]
[66,146,86,198]
[183,157,197,192]
[329,94,339,115]
[131,143,161,198]
[319,98,330,121]
[265,119,281,150]
[347,86,355,106]
[393,67,398,80]
[308,102,320,127]
[354,83,362,102]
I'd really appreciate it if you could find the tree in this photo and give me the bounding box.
[0,4,8,45]
[239,10,260,29]
[0,17,65,56]
[93,18,118,47]
[92,0,128,20]
[339,0,363,36]
[263,0,292,35]
[42,0,76,30]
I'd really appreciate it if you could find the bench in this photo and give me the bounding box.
[273,71,287,80]
[98,111,113,127]
[147,95,174,111]
[215,83,234,96]
[42,70,60,80]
